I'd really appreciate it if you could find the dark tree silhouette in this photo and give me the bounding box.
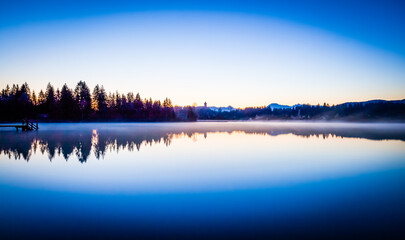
[134,93,144,119]
[186,106,198,122]
[31,90,38,106]
[92,84,107,118]
[59,84,77,120]
[0,82,179,122]
[45,83,56,116]
[74,81,92,120]
[163,98,175,121]
[1,81,404,122]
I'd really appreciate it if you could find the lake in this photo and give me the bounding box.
[1,122,404,239]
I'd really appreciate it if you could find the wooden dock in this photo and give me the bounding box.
[0,120,39,131]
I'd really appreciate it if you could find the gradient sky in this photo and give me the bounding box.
[0,0,404,107]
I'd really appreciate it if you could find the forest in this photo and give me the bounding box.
[0,81,197,122]
[1,81,404,122]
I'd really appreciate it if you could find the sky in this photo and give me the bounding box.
[0,0,404,108]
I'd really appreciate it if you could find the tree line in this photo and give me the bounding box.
[197,101,405,121]
[1,81,404,122]
[0,81,197,122]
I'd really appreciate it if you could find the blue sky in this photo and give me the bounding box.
[0,0,404,107]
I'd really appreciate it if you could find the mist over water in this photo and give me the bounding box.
[2,121,405,161]
[1,122,405,238]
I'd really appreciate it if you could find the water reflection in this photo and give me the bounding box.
[1,123,405,239]
[1,122,405,162]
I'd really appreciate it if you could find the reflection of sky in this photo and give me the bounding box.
[1,122,405,238]
[1,1,405,107]
[1,127,404,194]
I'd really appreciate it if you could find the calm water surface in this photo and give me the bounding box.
[1,122,404,239]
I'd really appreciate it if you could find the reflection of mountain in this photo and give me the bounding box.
[1,123,405,162]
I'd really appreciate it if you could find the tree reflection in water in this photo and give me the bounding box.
[1,123,405,162]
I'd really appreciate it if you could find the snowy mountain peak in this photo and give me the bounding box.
[267,103,292,110]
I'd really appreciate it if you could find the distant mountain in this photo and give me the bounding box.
[194,105,237,112]
[197,99,405,114]
[266,99,405,110]
[196,99,405,121]
[267,103,292,110]
[339,99,405,107]
[207,106,237,112]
